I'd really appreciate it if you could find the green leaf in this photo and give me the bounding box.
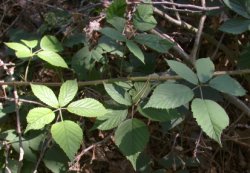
[126,40,145,63]
[138,102,181,122]
[104,83,132,106]
[167,60,198,84]
[95,109,128,130]
[31,84,59,108]
[15,49,33,58]
[21,39,38,48]
[145,83,194,109]
[222,0,250,19]
[99,27,126,41]
[37,50,68,68]
[114,118,149,155]
[133,3,157,31]
[195,58,214,83]
[26,107,55,132]
[58,79,78,107]
[43,146,69,173]
[191,98,229,145]
[134,34,174,53]
[219,18,250,34]
[130,82,151,104]
[40,35,63,52]
[209,75,246,96]
[67,98,108,117]
[63,33,86,47]
[51,120,83,160]
[4,42,29,51]
[5,42,32,58]
[106,0,127,19]
[126,152,141,170]
[107,17,126,32]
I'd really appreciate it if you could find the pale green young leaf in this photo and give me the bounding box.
[95,109,128,130]
[59,79,78,107]
[51,120,83,160]
[99,27,126,42]
[26,107,55,132]
[114,118,149,155]
[134,34,174,53]
[209,75,246,96]
[4,42,29,51]
[67,98,108,117]
[167,60,198,84]
[21,39,38,49]
[15,49,33,58]
[145,83,194,109]
[195,58,214,83]
[126,152,141,170]
[31,84,59,108]
[40,35,63,52]
[126,40,145,64]
[130,82,151,104]
[37,50,68,68]
[133,3,157,31]
[104,83,132,106]
[191,98,229,145]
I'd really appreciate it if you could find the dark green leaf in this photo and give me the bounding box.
[106,0,127,19]
[126,40,145,63]
[223,0,250,18]
[219,18,250,34]
[99,27,126,41]
[134,34,174,53]
[209,75,246,96]
[114,118,149,155]
[133,3,157,31]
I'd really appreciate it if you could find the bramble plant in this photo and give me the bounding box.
[1,0,250,172]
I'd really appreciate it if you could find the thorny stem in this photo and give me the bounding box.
[13,85,24,173]
[0,69,250,87]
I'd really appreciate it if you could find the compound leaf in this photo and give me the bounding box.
[40,35,63,52]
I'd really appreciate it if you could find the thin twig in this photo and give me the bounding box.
[127,0,222,12]
[33,137,52,173]
[0,96,47,107]
[13,86,24,173]
[190,0,207,63]
[170,0,181,20]
[0,69,250,87]
[153,7,237,61]
[69,133,113,170]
